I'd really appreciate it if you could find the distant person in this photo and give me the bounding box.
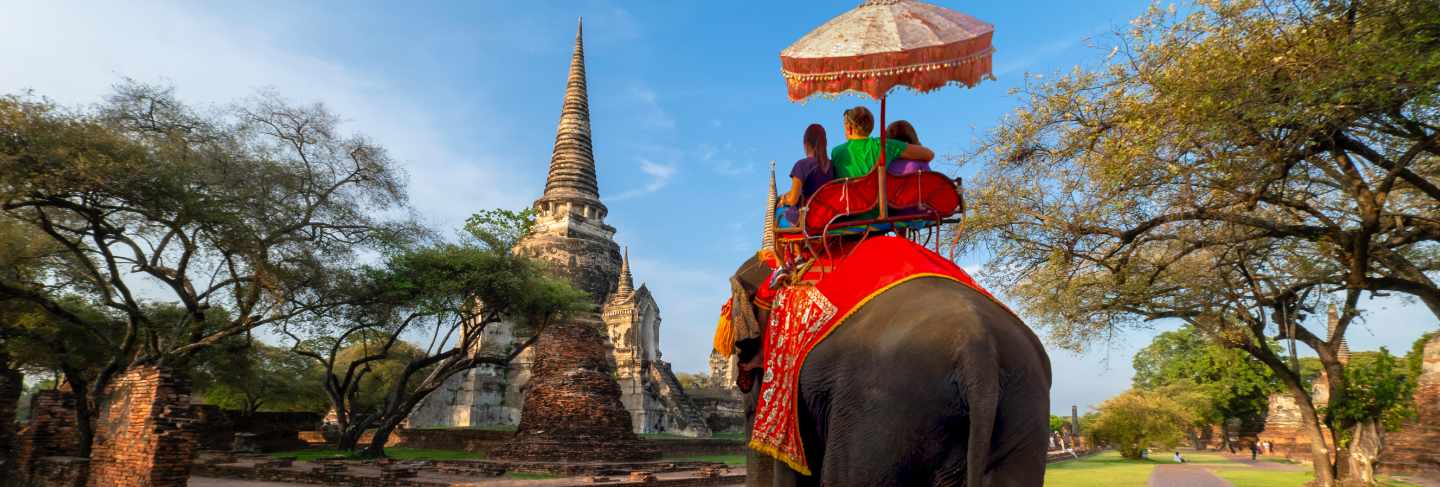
[883,120,932,175]
[1250,442,1259,461]
[1174,451,1185,464]
[778,124,834,227]
[830,106,934,179]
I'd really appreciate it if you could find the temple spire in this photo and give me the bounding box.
[762,161,777,256]
[538,17,604,211]
[616,247,634,298]
[1327,304,1352,364]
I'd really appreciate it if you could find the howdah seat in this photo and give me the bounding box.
[777,167,962,241]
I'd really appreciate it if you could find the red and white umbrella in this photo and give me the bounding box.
[779,0,996,220]
[780,0,995,101]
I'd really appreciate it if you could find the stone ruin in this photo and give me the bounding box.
[9,365,199,487]
[404,18,710,445]
[1382,333,1440,476]
[1258,308,1440,477]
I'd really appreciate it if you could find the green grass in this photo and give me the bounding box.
[669,454,746,466]
[504,472,560,480]
[268,447,484,461]
[1042,450,1422,487]
[1044,451,1160,487]
[709,431,746,441]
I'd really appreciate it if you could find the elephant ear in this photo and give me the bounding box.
[729,274,763,343]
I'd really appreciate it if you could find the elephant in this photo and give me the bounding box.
[728,254,1052,487]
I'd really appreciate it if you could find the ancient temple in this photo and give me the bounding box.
[1259,304,1351,457]
[406,19,709,450]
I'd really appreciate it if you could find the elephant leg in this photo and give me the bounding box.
[979,453,1045,487]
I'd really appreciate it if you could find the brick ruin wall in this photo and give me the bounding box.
[1259,335,1440,477]
[83,365,198,487]
[1379,334,1440,477]
[13,389,83,480]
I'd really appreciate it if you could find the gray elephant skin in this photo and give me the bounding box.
[729,255,1052,487]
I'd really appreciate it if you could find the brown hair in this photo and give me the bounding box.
[803,123,830,173]
[886,120,920,145]
[843,106,874,135]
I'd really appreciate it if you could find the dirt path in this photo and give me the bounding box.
[1148,464,1234,487]
[190,478,315,487]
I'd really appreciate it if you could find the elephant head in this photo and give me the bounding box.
[727,254,773,368]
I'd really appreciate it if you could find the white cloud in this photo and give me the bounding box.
[0,2,529,234]
[610,158,677,200]
[627,83,675,130]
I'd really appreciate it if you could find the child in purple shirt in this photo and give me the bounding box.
[778,124,833,227]
[884,120,930,175]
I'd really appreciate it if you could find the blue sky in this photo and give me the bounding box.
[2,1,1435,416]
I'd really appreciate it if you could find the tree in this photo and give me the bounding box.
[1088,389,1193,459]
[1132,326,1279,450]
[283,213,588,457]
[190,339,328,415]
[961,1,1440,484]
[0,82,415,453]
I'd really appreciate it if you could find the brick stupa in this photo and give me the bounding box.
[488,19,659,462]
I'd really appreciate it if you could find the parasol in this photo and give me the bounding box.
[780,0,994,218]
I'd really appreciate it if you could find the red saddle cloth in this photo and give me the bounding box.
[748,236,1005,475]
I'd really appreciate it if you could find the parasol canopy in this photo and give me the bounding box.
[780,0,995,101]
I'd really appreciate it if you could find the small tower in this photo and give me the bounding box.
[1327,304,1352,365]
[762,161,778,256]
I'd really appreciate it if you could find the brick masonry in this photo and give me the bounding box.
[1260,334,1440,477]
[489,314,660,462]
[27,456,90,487]
[1379,334,1440,477]
[14,389,82,480]
[84,365,198,487]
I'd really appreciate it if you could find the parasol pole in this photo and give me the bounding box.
[877,94,888,219]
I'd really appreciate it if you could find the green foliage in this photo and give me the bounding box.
[0,81,416,368]
[1049,415,1068,433]
[332,339,429,414]
[191,339,328,414]
[1088,389,1193,459]
[1406,332,1437,389]
[1132,326,1278,430]
[1323,348,1416,435]
[674,372,706,392]
[463,208,536,252]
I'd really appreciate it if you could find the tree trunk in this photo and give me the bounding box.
[1292,388,1338,487]
[61,370,95,458]
[336,424,365,452]
[361,417,404,459]
[1346,420,1383,486]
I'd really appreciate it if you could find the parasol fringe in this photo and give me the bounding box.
[780,33,994,102]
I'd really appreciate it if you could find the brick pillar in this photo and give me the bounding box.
[85,366,197,487]
[1417,335,1440,421]
[14,388,82,479]
[490,313,659,462]
[0,353,22,469]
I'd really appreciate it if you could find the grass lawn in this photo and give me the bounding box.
[1044,450,1422,487]
[1044,451,1160,487]
[504,472,559,480]
[269,447,484,461]
[669,453,746,466]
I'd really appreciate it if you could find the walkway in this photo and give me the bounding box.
[1147,464,1233,487]
[191,478,312,487]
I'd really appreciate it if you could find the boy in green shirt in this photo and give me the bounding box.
[830,106,935,178]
